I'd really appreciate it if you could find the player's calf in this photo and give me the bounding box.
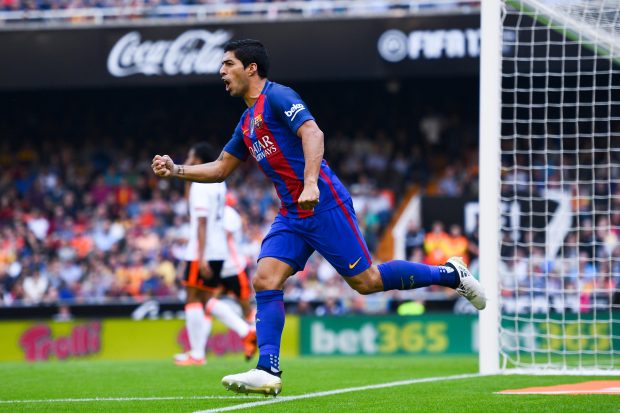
[369,257,486,310]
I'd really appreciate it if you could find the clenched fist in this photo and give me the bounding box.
[298,183,320,210]
[152,155,175,177]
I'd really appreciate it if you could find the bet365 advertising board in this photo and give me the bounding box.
[300,315,478,356]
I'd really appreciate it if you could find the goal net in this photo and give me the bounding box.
[497,0,620,373]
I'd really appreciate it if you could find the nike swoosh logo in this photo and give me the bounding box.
[348,257,362,270]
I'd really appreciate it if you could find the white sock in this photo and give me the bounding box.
[207,298,250,338]
[203,316,212,354]
[185,303,207,359]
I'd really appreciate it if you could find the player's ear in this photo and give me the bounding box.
[247,63,258,77]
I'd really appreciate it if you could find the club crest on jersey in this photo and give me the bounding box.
[253,114,263,129]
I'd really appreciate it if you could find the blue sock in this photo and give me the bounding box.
[377,260,459,290]
[255,290,285,376]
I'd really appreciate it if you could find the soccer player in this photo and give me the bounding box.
[200,195,256,361]
[153,40,485,393]
[174,143,257,366]
[219,193,255,324]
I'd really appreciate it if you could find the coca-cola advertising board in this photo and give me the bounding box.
[0,15,480,90]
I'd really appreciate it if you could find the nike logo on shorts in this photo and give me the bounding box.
[348,257,362,270]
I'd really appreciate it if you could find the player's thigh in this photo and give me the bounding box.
[185,286,205,303]
[305,200,372,277]
[258,215,313,275]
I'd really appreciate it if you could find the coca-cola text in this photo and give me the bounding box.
[107,30,232,77]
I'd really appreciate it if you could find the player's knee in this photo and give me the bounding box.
[346,267,383,295]
[353,283,375,295]
[252,276,262,292]
[252,273,271,292]
[354,282,381,295]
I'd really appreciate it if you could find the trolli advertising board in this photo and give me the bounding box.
[0,316,300,362]
[0,15,481,89]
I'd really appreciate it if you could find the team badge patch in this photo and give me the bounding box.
[253,114,263,129]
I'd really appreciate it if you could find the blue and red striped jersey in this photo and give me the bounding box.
[224,81,350,218]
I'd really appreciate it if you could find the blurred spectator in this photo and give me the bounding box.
[404,220,425,260]
[26,208,49,241]
[419,107,444,148]
[442,224,468,265]
[22,269,49,305]
[315,297,345,316]
[437,166,463,196]
[424,221,449,266]
[71,227,94,259]
[93,219,119,252]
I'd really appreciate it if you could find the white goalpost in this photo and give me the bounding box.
[480,0,620,374]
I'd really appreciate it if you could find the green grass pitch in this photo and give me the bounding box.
[0,355,618,412]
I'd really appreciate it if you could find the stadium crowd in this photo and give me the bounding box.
[2,82,617,315]
[0,0,476,17]
[0,81,480,313]
[498,132,620,314]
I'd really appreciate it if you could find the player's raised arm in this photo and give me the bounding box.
[297,120,324,210]
[152,150,242,183]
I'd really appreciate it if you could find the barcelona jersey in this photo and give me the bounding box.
[224,81,350,218]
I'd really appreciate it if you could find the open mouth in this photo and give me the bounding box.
[223,79,231,92]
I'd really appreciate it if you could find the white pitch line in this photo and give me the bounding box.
[193,373,481,413]
[0,395,264,404]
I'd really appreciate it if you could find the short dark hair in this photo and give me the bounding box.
[224,39,269,78]
[191,142,215,163]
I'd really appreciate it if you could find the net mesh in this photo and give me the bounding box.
[499,0,620,372]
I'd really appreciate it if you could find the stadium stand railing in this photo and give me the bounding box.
[0,0,480,26]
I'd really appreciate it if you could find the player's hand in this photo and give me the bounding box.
[199,261,213,279]
[298,183,320,210]
[152,154,175,177]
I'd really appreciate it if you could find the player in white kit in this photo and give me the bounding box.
[174,143,257,366]
[219,194,255,325]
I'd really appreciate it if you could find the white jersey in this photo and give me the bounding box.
[184,182,228,261]
[221,205,247,278]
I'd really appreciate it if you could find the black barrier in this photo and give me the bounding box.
[0,299,459,319]
[0,15,481,90]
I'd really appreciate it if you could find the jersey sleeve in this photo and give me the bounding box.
[223,121,249,161]
[267,85,315,135]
